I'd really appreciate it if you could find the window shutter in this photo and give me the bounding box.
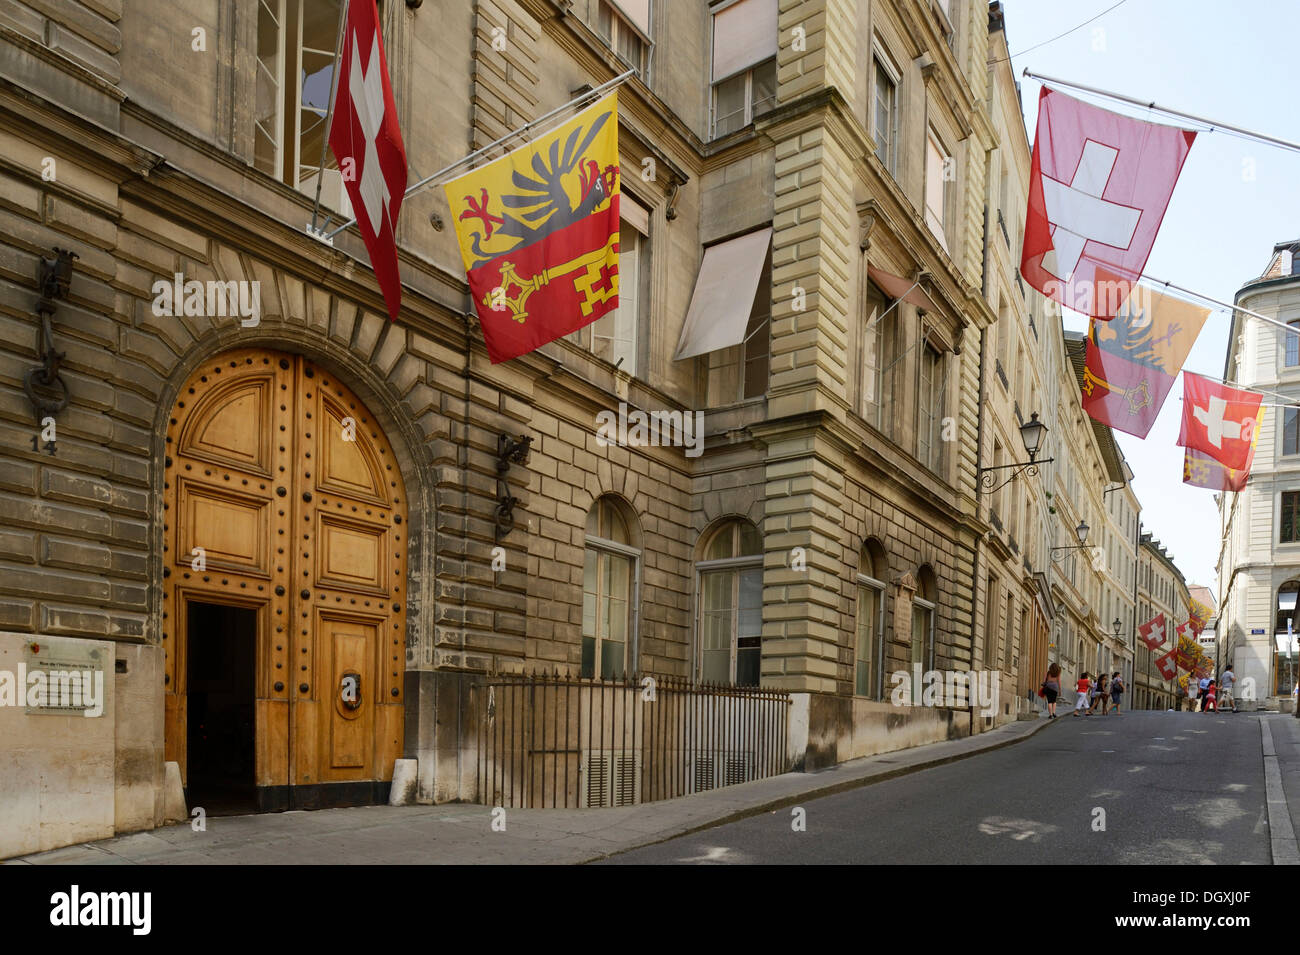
[712,0,778,82]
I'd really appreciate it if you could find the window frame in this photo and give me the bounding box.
[1286,320,1300,369]
[695,522,764,687]
[1285,408,1300,457]
[593,0,651,77]
[1282,492,1300,545]
[582,500,642,680]
[709,56,777,139]
[855,562,886,699]
[591,194,650,376]
[917,342,944,471]
[871,48,901,177]
[911,595,935,674]
[924,125,951,250]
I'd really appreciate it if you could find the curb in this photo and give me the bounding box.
[584,711,1064,863]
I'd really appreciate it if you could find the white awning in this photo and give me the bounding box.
[673,228,772,361]
[711,0,778,82]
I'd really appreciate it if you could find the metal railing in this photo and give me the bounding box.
[474,671,792,809]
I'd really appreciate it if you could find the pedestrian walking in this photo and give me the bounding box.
[1090,672,1110,715]
[1189,678,1200,712]
[1040,663,1062,718]
[1197,676,1210,712]
[1219,664,1237,712]
[1203,679,1217,713]
[1109,672,1124,714]
[1074,671,1092,717]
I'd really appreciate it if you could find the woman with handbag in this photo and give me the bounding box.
[1040,662,1062,719]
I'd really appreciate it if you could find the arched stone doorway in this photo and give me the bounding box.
[162,347,408,812]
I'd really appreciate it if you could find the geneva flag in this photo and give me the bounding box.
[1082,286,1207,438]
[445,95,620,364]
[1023,88,1195,319]
[329,0,408,321]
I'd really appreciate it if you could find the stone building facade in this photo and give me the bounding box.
[0,0,1193,856]
[1135,534,1186,710]
[1217,239,1300,709]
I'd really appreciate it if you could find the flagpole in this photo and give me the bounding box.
[1139,275,1300,340]
[1023,69,1300,155]
[321,68,636,241]
[309,0,350,233]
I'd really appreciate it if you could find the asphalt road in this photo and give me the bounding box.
[601,711,1272,864]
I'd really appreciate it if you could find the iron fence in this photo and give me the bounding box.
[474,671,791,809]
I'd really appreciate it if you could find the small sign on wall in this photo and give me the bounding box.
[1252,628,1266,634]
[19,641,106,717]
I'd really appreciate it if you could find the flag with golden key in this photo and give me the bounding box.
[444,95,620,363]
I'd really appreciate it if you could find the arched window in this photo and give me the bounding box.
[697,520,763,685]
[582,497,640,679]
[856,541,886,697]
[912,566,937,672]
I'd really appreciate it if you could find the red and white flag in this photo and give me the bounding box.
[1154,648,1178,681]
[1022,88,1195,319]
[1138,613,1167,651]
[1177,372,1264,471]
[329,0,408,320]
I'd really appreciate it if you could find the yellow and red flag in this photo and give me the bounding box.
[1188,597,1214,637]
[1081,285,1208,438]
[1184,404,1264,491]
[444,95,621,364]
[1176,634,1200,670]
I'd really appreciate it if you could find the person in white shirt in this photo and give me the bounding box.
[1219,665,1237,713]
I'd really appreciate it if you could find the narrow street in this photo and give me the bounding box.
[603,712,1285,865]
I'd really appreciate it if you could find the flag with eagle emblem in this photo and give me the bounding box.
[444,95,620,363]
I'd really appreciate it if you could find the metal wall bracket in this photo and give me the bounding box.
[494,433,533,542]
[24,248,78,423]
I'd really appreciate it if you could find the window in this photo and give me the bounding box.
[924,129,950,250]
[1287,320,1300,368]
[1283,492,1300,544]
[582,498,639,679]
[856,544,885,697]
[872,57,899,175]
[706,241,772,404]
[911,568,937,672]
[1003,594,1016,668]
[697,520,764,686]
[860,302,881,422]
[1285,408,1300,456]
[984,575,998,666]
[256,0,348,206]
[710,0,777,138]
[592,197,648,374]
[588,0,650,75]
[917,344,944,470]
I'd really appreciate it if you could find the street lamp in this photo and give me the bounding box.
[978,412,1055,494]
[1050,520,1092,561]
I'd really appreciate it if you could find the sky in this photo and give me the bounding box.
[1001,0,1300,591]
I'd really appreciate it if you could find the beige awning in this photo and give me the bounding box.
[673,228,772,361]
[867,265,941,315]
[711,0,778,81]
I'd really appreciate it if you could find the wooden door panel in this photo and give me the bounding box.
[165,350,407,804]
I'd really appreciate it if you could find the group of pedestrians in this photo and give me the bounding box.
[1037,664,1124,718]
[1041,662,1242,717]
[1185,665,1238,713]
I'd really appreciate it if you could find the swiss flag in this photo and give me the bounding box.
[1023,88,1195,319]
[1138,613,1167,651]
[329,0,408,320]
[1177,372,1264,471]
[1154,649,1178,681]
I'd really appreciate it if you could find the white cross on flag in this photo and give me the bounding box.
[1022,88,1195,319]
[1177,372,1264,471]
[1138,613,1167,651]
[329,0,407,320]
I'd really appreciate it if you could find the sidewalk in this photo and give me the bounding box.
[6,713,1061,866]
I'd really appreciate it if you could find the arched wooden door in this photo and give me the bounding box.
[163,348,407,810]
